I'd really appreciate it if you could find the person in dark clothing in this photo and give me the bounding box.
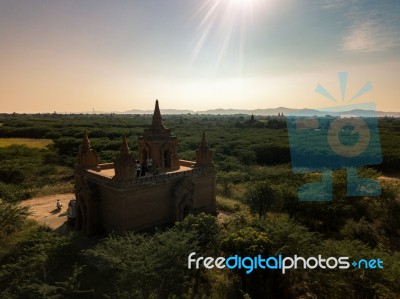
[136,160,141,177]
[153,165,160,175]
[141,162,146,176]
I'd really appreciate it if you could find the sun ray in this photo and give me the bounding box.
[190,0,265,74]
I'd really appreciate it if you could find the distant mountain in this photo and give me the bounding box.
[197,107,322,116]
[122,109,194,114]
[196,108,399,117]
[79,107,400,117]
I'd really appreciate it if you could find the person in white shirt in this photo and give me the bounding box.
[136,161,141,177]
[146,157,153,171]
[56,199,62,211]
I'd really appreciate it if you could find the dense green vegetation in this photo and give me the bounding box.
[0,113,399,298]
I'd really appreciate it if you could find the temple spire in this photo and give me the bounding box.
[151,99,164,128]
[120,135,130,155]
[138,100,179,170]
[201,131,208,148]
[82,130,90,151]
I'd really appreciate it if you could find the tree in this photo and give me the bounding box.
[175,212,219,250]
[220,227,272,295]
[86,229,199,298]
[245,181,279,218]
[0,227,82,298]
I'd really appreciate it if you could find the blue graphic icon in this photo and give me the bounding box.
[287,72,382,201]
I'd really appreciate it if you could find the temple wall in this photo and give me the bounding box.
[78,168,216,234]
[96,186,126,233]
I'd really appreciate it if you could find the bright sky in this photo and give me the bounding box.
[0,0,399,113]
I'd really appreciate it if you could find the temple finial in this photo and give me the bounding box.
[82,130,90,150]
[83,129,89,139]
[120,135,130,155]
[151,99,163,126]
[201,131,208,146]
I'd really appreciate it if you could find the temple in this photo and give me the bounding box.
[73,100,216,235]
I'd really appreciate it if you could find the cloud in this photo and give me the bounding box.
[342,19,400,53]
[340,1,400,53]
[317,0,358,10]
[316,0,400,53]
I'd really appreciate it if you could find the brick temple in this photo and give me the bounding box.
[74,100,216,235]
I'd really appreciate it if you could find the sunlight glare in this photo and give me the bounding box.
[228,0,258,7]
[190,0,267,73]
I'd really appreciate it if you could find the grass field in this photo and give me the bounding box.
[0,138,52,148]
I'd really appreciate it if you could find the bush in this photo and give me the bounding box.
[340,218,384,248]
[176,213,220,250]
[0,166,25,184]
[0,182,31,202]
[0,227,82,298]
[0,200,30,236]
[86,229,199,298]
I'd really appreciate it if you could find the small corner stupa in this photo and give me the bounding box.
[76,130,99,169]
[195,131,213,168]
[113,135,136,183]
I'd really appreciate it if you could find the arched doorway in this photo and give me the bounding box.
[182,204,191,220]
[164,149,171,168]
[173,177,195,221]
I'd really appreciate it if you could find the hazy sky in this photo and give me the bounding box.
[1,0,399,113]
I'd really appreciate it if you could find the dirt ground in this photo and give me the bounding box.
[19,193,75,231]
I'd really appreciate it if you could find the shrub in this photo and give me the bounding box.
[0,200,30,236]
